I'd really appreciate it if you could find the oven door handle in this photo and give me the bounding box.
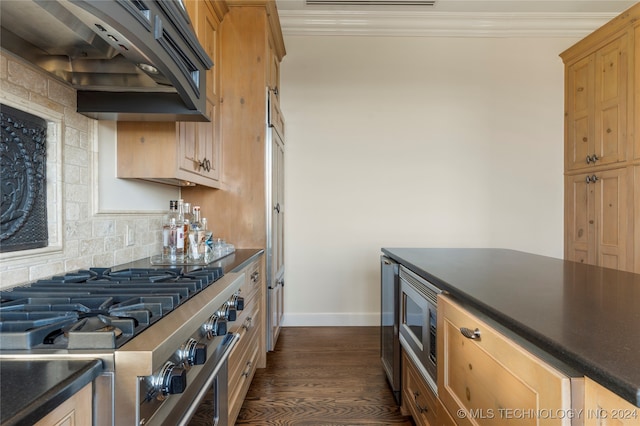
[177,332,240,426]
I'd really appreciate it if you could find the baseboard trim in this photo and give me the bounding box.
[282,313,379,326]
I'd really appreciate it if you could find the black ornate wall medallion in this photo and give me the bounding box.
[1,104,48,252]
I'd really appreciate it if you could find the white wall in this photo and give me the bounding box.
[280,35,581,326]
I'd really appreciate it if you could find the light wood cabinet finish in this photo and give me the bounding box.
[116,1,226,188]
[183,0,285,248]
[437,295,573,426]
[584,377,640,426]
[564,167,630,270]
[561,3,639,272]
[227,255,266,425]
[34,383,92,426]
[402,349,450,426]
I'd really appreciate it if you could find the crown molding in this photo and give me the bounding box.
[278,10,618,37]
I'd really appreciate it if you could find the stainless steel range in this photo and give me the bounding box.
[0,266,246,425]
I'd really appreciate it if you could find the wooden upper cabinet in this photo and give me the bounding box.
[565,34,628,171]
[117,1,226,188]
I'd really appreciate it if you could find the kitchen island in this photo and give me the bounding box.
[382,247,640,408]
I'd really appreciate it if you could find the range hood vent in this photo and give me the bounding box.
[305,0,436,6]
[0,0,213,122]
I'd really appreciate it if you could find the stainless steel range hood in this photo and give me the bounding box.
[0,0,213,122]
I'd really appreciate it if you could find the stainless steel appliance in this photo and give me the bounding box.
[380,255,401,404]
[399,265,441,395]
[0,0,212,121]
[0,266,246,425]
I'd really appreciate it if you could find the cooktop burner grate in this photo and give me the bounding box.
[0,266,224,350]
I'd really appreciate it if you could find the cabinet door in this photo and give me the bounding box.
[269,131,284,350]
[565,34,628,171]
[565,55,594,171]
[584,377,640,426]
[593,34,628,168]
[438,295,572,426]
[178,100,220,182]
[565,168,628,270]
[34,383,92,426]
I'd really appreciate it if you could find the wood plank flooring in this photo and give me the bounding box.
[234,326,414,425]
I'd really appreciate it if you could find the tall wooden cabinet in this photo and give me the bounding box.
[561,3,639,272]
[183,0,286,348]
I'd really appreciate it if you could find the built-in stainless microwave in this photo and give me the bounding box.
[399,265,440,395]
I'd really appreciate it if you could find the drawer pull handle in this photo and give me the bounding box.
[242,361,253,377]
[460,327,481,340]
[413,391,428,413]
[242,316,253,330]
[251,271,260,283]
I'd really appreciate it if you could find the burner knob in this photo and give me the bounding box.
[157,362,187,395]
[180,338,207,366]
[228,294,245,311]
[225,305,237,321]
[203,314,227,339]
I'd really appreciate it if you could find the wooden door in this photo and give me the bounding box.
[593,167,628,270]
[593,34,628,168]
[565,173,596,265]
[565,168,628,270]
[565,55,594,171]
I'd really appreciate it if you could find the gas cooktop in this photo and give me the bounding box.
[0,266,224,350]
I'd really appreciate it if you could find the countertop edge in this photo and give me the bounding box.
[1,359,103,426]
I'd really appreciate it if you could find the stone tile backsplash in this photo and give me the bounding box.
[0,51,163,289]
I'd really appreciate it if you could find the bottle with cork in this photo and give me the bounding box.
[188,206,205,260]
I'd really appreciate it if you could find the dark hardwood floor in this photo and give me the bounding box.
[234,326,414,425]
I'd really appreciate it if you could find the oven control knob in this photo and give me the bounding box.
[228,294,245,311]
[225,305,237,321]
[203,314,227,339]
[157,362,187,395]
[180,338,207,366]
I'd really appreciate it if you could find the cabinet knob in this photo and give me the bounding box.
[586,174,599,184]
[274,203,281,213]
[413,391,428,413]
[460,327,481,340]
[586,154,599,164]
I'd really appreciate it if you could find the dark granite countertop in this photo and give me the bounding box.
[382,247,640,408]
[0,358,103,425]
[114,248,264,275]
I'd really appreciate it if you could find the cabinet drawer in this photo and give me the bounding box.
[403,350,438,426]
[238,261,262,303]
[438,295,572,426]
[228,333,260,423]
[228,305,261,391]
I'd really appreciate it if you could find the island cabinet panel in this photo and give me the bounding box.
[438,295,573,426]
[34,383,92,426]
[561,3,639,272]
[584,377,640,426]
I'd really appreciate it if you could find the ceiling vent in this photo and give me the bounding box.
[305,0,436,6]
